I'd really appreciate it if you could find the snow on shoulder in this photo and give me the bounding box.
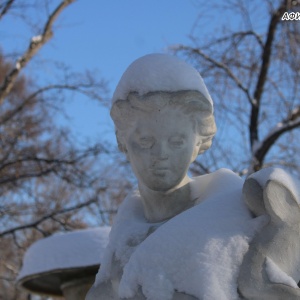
[96,169,265,300]
[112,53,213,106]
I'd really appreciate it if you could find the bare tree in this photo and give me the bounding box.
[0,1,132,299]
[173,0,300,177]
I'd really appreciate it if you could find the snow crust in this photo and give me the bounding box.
[17,227,110,280]
[265,257,298,288]
[112,53,213,106]
[31,35,42,43]
[94,169,265,300]
[15,58,21,70]
[248,167,300,202]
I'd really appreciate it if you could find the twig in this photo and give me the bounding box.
[0,0,75,104]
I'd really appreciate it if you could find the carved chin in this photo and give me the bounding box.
[143,177,182,192]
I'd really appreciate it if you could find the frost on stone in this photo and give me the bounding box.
[265,257,298,288]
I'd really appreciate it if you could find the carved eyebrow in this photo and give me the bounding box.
[169,136,183,141]
[134,127,151,135]
[139,136,154,141]
[169,134,186,139]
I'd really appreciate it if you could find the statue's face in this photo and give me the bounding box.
[125,108,200,192]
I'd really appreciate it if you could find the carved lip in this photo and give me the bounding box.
[150,167,169,171]
[151,168,169,176]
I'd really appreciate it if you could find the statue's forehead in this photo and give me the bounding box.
[129,109,195,136]
[133,106,189,121]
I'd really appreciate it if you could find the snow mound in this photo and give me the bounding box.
[95,169,265,300]
[17,227,110,280]
[112,53,213,106]
[248,167,300,201]
[118,189,264,300]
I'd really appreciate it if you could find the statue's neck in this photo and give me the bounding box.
[138,176,194,223]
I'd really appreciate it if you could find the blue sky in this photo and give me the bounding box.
[3,2,295,174]
[0,0,225,144]
[0,0,237,145]
[58,1,200,86]
[56,0,201,143]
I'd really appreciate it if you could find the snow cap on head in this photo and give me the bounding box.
[112,53,213,106]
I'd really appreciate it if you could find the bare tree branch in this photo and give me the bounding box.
[0,2,116,298]
[0,0,75,104]
[0,82,105,125]
[0,144,107,188]
[175,45,253,104]
[190,160,211,175]
[249,0,289,148]
[198,30,264,51]
[253,106,300,170]
[0,194,105,237]
[0,0,14,20]
[173,0,300,175]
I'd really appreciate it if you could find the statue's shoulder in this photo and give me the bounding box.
[191,168,243,203]
[113,189,144,222]
[192,168,243,187]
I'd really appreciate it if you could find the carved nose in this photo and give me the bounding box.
[152,142,168,160]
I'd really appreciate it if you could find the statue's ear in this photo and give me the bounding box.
[264,179,300,223]
[111,101,129,128]
[190,137,201,163]
[243,177,266,216]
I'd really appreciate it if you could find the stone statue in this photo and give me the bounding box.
[238,168,300,299]
[86,54,300,300]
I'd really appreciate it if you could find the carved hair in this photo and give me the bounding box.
[111,90,217,155]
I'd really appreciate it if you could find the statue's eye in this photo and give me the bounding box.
[169,136,184,147]
[138,137,154,149]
